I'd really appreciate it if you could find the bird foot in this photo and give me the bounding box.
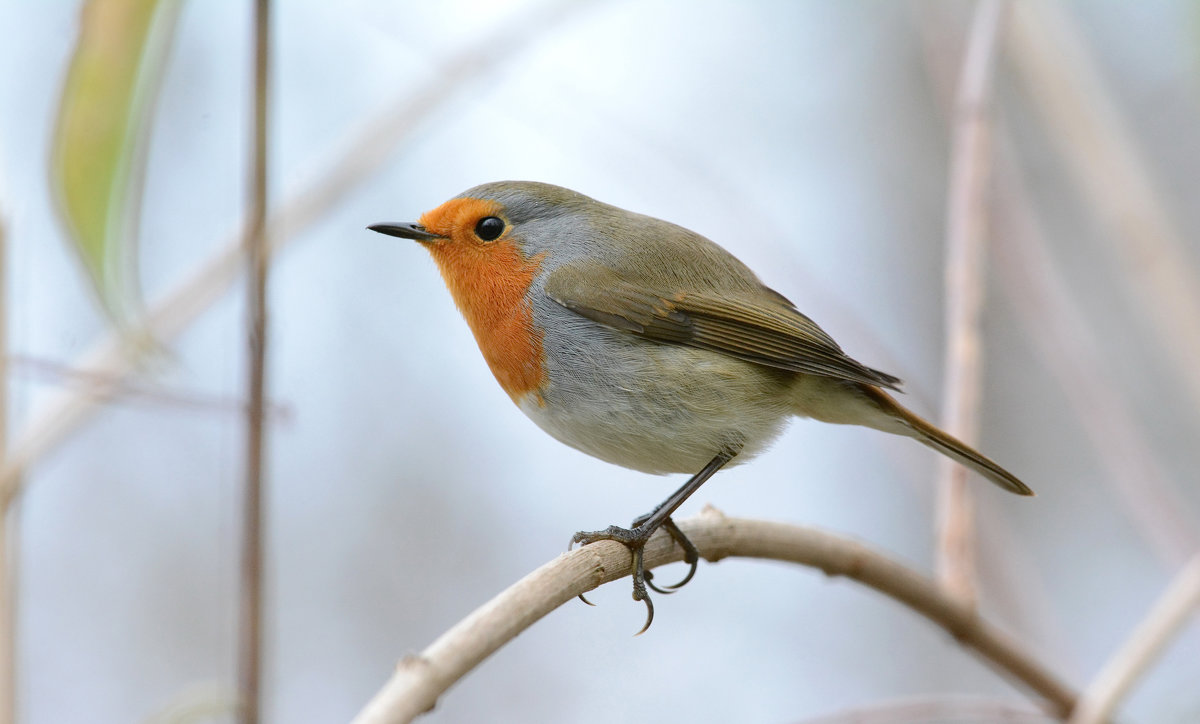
[569,516,701,634]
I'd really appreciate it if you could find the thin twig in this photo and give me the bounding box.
[796,694,1055,723]
[899,9,1063,641]
[351,508,1076,724]
[237,1,270,722]
[10,354,292,420]
[0,0,598,514]
[936,0,1005,608]
[0,509,14,724]
[1068,554,1200,724]
[0,213,14,724]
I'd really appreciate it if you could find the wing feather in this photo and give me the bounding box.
[545,263,901,390]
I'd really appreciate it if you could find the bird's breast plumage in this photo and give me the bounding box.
[420,199,548,404]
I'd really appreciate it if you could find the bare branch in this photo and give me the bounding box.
[237,1,271,722]
[10,354,292,420]
[351,509,1076,724]
[1068,554,1200,724]
[936,0,1005,607]
[0,212,15,724]
[795,694,1055,723]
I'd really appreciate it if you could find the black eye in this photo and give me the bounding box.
[474,216,505,241]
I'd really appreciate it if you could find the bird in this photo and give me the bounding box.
[369,180,1032,633]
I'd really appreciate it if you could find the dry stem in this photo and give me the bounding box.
[351,509,1076,724]
[237,2,271,722]
[0,214,13,724]
[936,0,1004,608]
[796,694,1054,723]
[1068,554,1200,724]
[10,355,291,420]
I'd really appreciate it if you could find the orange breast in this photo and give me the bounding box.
[419,200,546,404]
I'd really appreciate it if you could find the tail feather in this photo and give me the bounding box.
[860,386,1034,496]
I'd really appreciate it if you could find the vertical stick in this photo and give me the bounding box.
[0,216,14,724]
[936,0,1004,607]
[238,1,270,723]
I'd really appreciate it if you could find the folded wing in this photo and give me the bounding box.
[545,262,902,390]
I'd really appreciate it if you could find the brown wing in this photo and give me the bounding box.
[544,262,902,390]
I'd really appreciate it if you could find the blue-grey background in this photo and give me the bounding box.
[2,1,1199,722]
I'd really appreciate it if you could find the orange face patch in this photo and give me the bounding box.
[418,197,503,239]
[417,197,546,404]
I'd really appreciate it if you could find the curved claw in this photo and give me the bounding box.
[643,518,701,593]
[633,593,654,636]
[628,545,657,635]
[644,571,671,595]
[644,555,699,594]
[577,592,596,606]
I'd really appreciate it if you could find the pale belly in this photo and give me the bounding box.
[518,314,795,475]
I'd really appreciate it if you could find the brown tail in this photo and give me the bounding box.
[861,387,1034,496]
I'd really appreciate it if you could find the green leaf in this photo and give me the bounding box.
[51,0,182,321]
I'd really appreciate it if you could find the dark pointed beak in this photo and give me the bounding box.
[367,222,445,243]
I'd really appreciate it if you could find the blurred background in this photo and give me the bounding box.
[1,0,1199,722]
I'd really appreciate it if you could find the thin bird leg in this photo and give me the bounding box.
[571,446,739,633]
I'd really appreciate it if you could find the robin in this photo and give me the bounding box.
[369,181,1032,633]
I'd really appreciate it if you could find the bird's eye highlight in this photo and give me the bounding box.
[474,216,505,241]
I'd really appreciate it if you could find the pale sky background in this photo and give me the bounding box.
[2,1,1200,722]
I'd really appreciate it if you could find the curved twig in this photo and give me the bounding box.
[796,694,1055,723]
[351,508,1076,723]
[1068,553,1200,724]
